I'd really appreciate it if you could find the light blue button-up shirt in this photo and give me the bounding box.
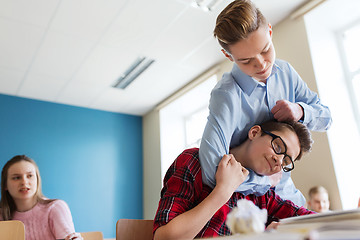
[199,59,332,206]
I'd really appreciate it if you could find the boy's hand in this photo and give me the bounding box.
[271,100,304,122]
[266,221,280,230]
[215,154,249,197]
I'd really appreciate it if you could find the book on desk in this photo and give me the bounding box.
[206,208,360,239]
[276,208,360,239]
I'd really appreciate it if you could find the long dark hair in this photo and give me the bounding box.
[1,155,55,220]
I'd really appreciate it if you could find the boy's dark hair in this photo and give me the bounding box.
[259,120,313,161]
[214,0,267,53]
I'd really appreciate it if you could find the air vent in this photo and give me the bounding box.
[113,56,155,89]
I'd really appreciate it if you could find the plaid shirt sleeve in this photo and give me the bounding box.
[153,148,203,234]
[246,189,315,225]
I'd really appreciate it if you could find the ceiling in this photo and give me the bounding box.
[0,0,308,116]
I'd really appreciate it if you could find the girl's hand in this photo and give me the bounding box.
[65,232,83,240]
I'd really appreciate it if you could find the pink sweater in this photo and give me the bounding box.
[1,200,75,240]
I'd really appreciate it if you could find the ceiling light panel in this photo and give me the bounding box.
[113,56,155,89]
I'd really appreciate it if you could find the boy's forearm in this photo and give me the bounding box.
[298,101,332,131]
[154,187,230,240]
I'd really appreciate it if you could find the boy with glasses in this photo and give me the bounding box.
[262,130,295,172]
[153,121,314,239]
[199,0,332,207]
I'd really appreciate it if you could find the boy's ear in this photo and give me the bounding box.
[221,49,234,62]
[248,125,262,140]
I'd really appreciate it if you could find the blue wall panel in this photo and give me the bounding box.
[0,93,143,238]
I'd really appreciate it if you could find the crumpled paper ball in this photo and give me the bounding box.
[226,199,268,234]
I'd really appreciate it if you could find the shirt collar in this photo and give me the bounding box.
[231,62,283,95]
[272,62,284,74]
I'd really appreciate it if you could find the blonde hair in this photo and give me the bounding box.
[213,0,267,52]
[1,155,55,220]
[308,186,329,199]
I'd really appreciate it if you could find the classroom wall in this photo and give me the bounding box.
[272,17,342,210]
[143,109,162,220]
[0,93,143,238]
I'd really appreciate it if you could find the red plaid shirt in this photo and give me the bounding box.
[153,148,314,238]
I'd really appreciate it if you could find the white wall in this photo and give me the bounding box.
[143,109,162,219]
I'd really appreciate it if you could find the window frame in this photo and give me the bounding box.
[337,18,360,134]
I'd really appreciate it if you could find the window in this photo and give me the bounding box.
[339,21,360,126]
[184,107,208,148]
[304,0,360,210]
[159,75,217,180]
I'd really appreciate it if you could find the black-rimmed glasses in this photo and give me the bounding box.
[262,130,295,172]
